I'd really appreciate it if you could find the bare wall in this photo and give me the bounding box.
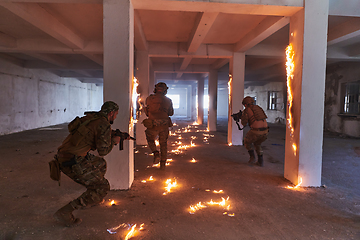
[325,62,360,138]
[0,58,103,135]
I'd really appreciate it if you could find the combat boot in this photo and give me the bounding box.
[153,151,160,164]
[248,150,255,164]
[255,155,264,167]
[53,201,82,227]
[160,160,166,170]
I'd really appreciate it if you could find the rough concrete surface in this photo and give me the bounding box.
[0,119,359,240]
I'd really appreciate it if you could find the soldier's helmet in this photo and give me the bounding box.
[154,82,168,94]
[242,96,255,105]
[100,101,119,114]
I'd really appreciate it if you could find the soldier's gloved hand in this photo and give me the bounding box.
[112,136,121,145]
[121,132,130,140]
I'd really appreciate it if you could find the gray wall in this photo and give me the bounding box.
[0,58,103,135]
[325,62,360,137]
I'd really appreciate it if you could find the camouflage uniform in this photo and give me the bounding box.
[241,108,268,156]
[53,101,119,227]
[57,111,116,208]
[144,83,174,167]
[241,97,268,166]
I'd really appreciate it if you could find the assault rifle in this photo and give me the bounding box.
[113,129,136,150]
[231,110,244,130]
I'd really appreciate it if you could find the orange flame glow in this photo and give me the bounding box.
[163,178,178,195]
[286,43,297,156]
[190,158,197,163]
[286,177,303,189]
[189,202,207,214]
[124,224,137,240]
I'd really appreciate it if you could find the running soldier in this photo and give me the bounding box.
[143,82,174,170]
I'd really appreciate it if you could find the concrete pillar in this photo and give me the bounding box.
[197,77,205,125]
[149,67,155,94]
[285,0,329,187]
[103,0,134,190]
[208,69,218,131]
[135,50,149,145]
[228,52,245,145]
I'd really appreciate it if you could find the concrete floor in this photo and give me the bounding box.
[0,119,359,240]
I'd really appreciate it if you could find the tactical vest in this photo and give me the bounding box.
[248,105,267,126]
[67,113,103,147]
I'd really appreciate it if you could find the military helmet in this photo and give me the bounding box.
[100,101,119,114]
[154,82,168,93]
[242,96,255,105]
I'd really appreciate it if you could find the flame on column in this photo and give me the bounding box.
[129,77,140,132]
[286,176,303,189]
[228,74,233,146]
[286,43,297,155]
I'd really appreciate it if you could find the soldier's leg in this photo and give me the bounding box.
[244,131,257,163]
[158,127,169,169]
[254,132,268,167]
[146,128,161,163]
[73,154,110,207]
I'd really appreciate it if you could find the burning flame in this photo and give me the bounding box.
[142,176,154,183]
[189,202,207,214]
[163,178,178,195]
[189,197,231,215]
[124,224,137,240]
[286,177,303,189]
[286,43,297,156]
[190,158,197,163]
[190,140,196,147]
[155,140,160,146]
[207,196,229,207]
[213,190,223,194]
[192,121,199,125]
[110,200,116,206]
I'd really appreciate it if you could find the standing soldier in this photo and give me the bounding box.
[241,96,269,166]
[143,82,174,170]
[53,101,128,227]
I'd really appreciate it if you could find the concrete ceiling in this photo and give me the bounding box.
[0,0,359,85]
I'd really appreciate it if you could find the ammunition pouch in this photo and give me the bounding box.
[142,118,153,129]
[49,156,61,184]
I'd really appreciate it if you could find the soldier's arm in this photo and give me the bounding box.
[168,99,174,116]
[96,124,116,156]
[240,109,249,127]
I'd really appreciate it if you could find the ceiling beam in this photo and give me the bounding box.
[328,17,360,46]
[134,9,148,51]
[211,58,229,69]
[132,0,303,16]
[153,62,210,73]
[148,42,233,58]
[0,32,17,48]
[82,53,103,66]
[0,2,85,49]
[234,16,289,52]
[0,39,103,54]
[26,53,69,67]
[24,60,102,69]
[188,12,219,53]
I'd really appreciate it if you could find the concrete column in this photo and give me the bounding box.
[228,52,245,145]
[149,68,155,94]
[285,0,329,187]
[103,0,134,190]
[135,50,149,145]
[208,69,218,131]
[197,77,205,125]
